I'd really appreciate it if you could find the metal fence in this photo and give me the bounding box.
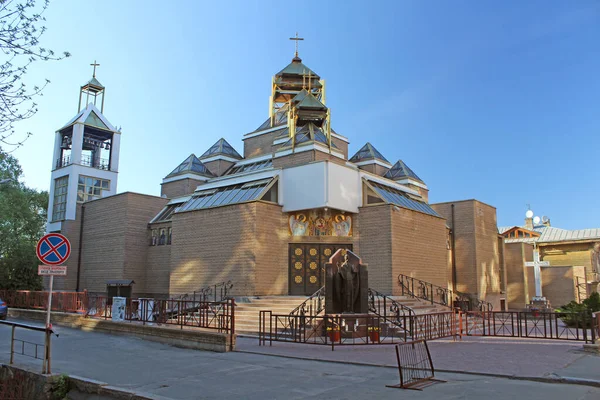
[462,311,594,342]
[86,296,235,335]
[0,290,87,313]
[259,311,458,349]
[0,320,56,374]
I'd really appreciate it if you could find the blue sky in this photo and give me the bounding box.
[10,1,600,230]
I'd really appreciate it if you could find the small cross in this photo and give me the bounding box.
[289,32,304,57]
[91,60,100,78]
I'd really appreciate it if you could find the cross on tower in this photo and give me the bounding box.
[289,32,304,57]
[525,247,550,299]
[91,60,100,78]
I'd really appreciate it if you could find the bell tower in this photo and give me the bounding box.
[46,62,121,233]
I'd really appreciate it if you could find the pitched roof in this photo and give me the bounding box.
[296,92,326,109]
[276,57,320,79]
[384,160,424,183]
[503,224,600,244]
[165,154,214,179]
[199,138,242,160]
[349,142,390,164]
[59,103,115,132]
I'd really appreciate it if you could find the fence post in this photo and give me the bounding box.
[10,325,15,364]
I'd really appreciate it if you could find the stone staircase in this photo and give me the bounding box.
[234,296,308,335]
[234,294,451,335]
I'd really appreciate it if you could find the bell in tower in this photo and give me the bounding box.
[46,62,121,233]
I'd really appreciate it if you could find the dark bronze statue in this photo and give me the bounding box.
[325,249,368,314]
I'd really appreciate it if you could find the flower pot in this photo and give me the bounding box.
[368,331,380,343]
[328,331,340,342]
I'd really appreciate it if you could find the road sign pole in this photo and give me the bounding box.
[46,275,54,329]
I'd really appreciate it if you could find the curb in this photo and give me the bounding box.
[235,348,600,388]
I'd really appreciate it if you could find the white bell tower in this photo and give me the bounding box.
[46,62,121,232]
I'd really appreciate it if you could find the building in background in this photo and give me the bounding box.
[45,51,511,311]
[501,214,600,309]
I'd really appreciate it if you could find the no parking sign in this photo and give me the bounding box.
[36,233,71,266]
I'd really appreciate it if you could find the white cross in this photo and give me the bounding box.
[525,249,550,299]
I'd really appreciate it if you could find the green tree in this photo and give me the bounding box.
[0,148,47,289]
[0,0,70,151]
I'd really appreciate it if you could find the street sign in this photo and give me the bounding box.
[36,233,71,265]
[38,265,68,276]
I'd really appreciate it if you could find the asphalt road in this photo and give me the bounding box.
[0,320,598,399]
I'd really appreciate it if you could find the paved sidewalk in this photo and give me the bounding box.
[1,320,599,399]
[237,335,599,381]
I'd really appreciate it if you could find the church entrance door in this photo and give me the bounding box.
[289,243,353,296]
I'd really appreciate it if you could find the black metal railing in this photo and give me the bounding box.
[289,285,325,319]
[177,280,233,304]
[81,154,110,170]
[55,155,71,169]
[462,310,594,343]
[398,273,493,312]
[368,288,414,339]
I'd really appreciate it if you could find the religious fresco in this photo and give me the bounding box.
[289,209,352,237]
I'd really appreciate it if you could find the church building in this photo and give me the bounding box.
[45,50,507,310]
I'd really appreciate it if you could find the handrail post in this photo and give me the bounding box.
[10,325,15,364]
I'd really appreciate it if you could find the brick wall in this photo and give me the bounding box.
[542,266,584,307]
[314,150,347,166]
[390,206,449,292]
[504,242,534,309]
[124,194,170,296]
[254,202,288,294]
[357,164,376,174]
[357,205,392,293]
[273,151,315,168]
[203,159,235,177]
[161,178,204,198]
[431,201,476,293]
[78,193,167,295]
[169,203,258,296]
[431,200,504,309]
[145,236,171,298]
[357,204,448,295]
[243,130,282,158]
[540,242,594,270]
[331,137,348,159]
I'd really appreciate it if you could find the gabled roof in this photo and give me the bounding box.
[165,154,214,179]
[59,103,116,132]
[349,142,390,164]
[384,160,424,183]
[199,138,242,160]
[503,224,600,244]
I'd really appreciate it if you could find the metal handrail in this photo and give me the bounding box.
[289,286,325,319]
[367,288,414,337]
[177,280,233,304]
[397,273,493,312]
